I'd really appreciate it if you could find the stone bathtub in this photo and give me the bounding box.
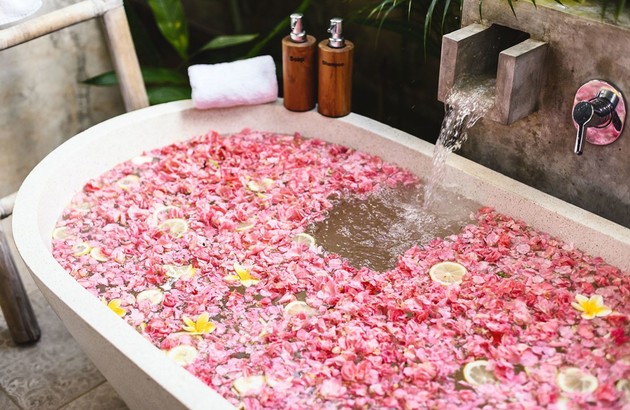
[11,100,630,409]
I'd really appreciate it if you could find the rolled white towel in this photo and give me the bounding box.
[188,55,278,109]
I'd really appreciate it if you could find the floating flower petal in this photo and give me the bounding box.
[107,299,126,317]
[224,263,260,287]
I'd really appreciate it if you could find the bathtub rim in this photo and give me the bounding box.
[11,99,630,409]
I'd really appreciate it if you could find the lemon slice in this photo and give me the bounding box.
[52,226,71,240]
[89,247,108,262]
[131,155,154,165]
[556,367,598,394]
[463,360,497,386]
[163,264,195,280]
[72,242,92,257]
[159,218,188,238]
[555,396,570,410]
[247,178,274,193]
[151,205,180,223]
[236,220,256,232]
[233,375,266,396]
[166,345,198,366]
[284,300,317,317]
[292,233,316,247]
[136,289,164,306]
[116,175,140,190]
[429,261,467,285]
[72,202,92,213]
[113,251,126,264]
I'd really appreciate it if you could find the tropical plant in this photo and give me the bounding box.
[356,0,550,52]
[86,0,310,105]
[361,0,628,48]
[357,0,461,55]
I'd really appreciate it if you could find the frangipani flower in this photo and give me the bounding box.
[223,263,260,287]
[571,294,612,320]
[182,312,216,335]
[107,299,126,317]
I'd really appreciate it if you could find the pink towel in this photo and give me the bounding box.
[188,56,278,109]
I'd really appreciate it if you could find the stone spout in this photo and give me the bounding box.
[438,24,548,125]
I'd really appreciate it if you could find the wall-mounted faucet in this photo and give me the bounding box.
[572,80,625,155]
[438,24,548,125]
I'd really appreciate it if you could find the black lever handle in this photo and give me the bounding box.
[612,111,622,131]
[573,102,594,155]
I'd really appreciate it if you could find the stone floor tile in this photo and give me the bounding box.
[0,350,105,410]
[0,284,106,409]
[0,388,20,410]
[59,382,129,410]
[1,214,127,409]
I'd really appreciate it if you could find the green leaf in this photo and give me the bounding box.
[424,0,439,56]
[615,0,626,21]
[147,0,189,60]
[83,68,187,87]
[147,86,191,105]
[506,0,517,17]
[441,0,453,31]
[83,71,118,86]
[601,0,609,19]
[198,34,259,52]
[124,2,162,67]
[142,68,188,85]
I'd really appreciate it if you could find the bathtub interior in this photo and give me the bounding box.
[12,100,630,409]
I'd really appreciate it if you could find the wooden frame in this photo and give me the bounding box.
[0,0,149,344]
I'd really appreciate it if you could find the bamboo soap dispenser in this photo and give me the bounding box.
[317,18,354,117]
[282,13,317,112]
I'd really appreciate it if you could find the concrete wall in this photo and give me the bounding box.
[0,0,124,198]
[454,0,630,227]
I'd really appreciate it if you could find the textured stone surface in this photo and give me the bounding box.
[0,390,20,410]
[0,0,125,198]
[454,0,630,227]
[0,216,127,410]
[58,383,128,410]
[0,287,106,409]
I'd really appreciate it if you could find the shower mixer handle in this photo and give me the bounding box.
[573,102,593,156]
[572,82,625,155]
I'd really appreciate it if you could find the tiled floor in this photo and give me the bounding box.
[0,217,128,410]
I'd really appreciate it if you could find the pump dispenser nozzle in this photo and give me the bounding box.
[318,17,354,117]
[290,13,306,43]
[282,13,317,111]
[327,18,345,48]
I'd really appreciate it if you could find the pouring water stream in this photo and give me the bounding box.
[423,79,495,208]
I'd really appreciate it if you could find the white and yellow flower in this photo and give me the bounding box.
[571,294,612,320]
[182,312,216,335]
[223,263,260,287]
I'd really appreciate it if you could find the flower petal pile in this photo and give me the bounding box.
[52,130,630,409]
